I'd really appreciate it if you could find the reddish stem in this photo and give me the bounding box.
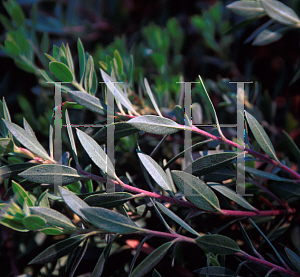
[235,252,300,277]
[77,169,295,217]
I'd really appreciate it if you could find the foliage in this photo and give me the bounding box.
[0,0,300,276]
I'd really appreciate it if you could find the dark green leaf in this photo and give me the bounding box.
[29,235,86,264]
[156,202,200,236]
[196,234,241,255]
[260,0,300,25]
[184,152,237,176]
[152,269,162,277]
[171,171,221,212]
[209,184,258,211]
[29,207,77,230]
[3,119,52,161]
[22,215,46,230]
[76,128,115,178]
[245,166,293,182]
[0,163,37,181]
[49,61,73,82]
[128,115,182,135]
[84,192,135,209]
[129,241,174,277]
[93,122,139,144]
[138,151,174,193]
[19,164,86,185]
[80,207,143,233]
[226,1,265,17]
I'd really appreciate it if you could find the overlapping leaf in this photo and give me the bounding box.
[226,1,265,17]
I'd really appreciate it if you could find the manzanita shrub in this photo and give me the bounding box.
[1,0,300,276]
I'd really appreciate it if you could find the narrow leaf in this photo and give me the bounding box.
[171,171,221,212]
[245,111,279,163]
[0,163,38,181]
[77,38,85,83]
[282,130,300,165]
[156,202,200,237]
[209,184,258,211]
[194,266,236,277]
[84,192,135,209]
[0,138,14,155]
[196,234,241,255]
[138,151,174,193]
[65,109,78,165]
[285,248,300,273]
[29,235,86,264]
[144,78,162,117]
[19,164,86,185]
[100,69,138,115]
[129,241,174,277]
[3,119,52,161]
[80,207,143,233]
[91,234,119,277]
[76,128,115,178]
[128,115,183,135]
[184,152,237,176]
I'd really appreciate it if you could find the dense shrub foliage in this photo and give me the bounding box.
[1,0,300,276]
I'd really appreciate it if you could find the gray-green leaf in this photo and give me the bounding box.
[196,234,241,255]
[245,111,279,163]
[68,90,106,115]
[209,184,258,211]
[138,151,174,193]
[80,207,143,233]
[19,164,86,185]
[128,115,183,135]
[252,29,283,46]
[3,119,52,161]
[171,171,221,212]
[76,128,115,178]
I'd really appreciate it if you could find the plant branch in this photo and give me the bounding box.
[235,252,300,277]
[77,169,295,217]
